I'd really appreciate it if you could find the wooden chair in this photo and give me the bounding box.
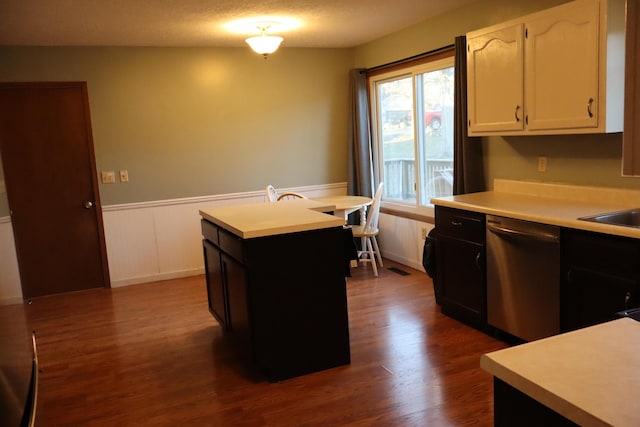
[265,185,278,202]
[277,192,306,201]
[351,182,384,276]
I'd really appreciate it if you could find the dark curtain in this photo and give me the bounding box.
[347,69,375,199]
[453,35,485,195]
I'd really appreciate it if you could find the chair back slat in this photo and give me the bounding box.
[363,182,384,234]
[266,185,278,202]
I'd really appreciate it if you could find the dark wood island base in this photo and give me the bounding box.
[201,218,350,382]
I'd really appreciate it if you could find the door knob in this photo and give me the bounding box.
[84,201,94,209]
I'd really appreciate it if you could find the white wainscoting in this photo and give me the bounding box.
[0,217,22,305]
[1,182,432,304]
[378,213,432,272]
[104,183,348,287]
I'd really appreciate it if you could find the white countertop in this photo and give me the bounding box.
[481,318,640,427]
[431,179,640,239]
[199,199,345,239]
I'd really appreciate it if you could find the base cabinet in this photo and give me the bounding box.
[435,207,640,338]
[435,206,487,330]
[201,219,351,381]
[203,240,227,329]
[561,229,640,332]
[493,379,578,427]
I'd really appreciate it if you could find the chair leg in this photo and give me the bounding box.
[366,237,378,277]
[371,236,383,267]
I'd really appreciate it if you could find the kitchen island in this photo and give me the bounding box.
[481,318,640,427]
[199,200,350,381]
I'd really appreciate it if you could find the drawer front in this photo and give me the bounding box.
[201,220,220,246]
[219,227,244,263]
[436,206,485,243]
[562,229,640,278]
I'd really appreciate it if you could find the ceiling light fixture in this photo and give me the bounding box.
[245,24,283,59]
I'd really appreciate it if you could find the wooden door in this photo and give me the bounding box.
[467,23,524,134]
[0,82,109,299]
[525,0,599,131]
[623,0,640,175]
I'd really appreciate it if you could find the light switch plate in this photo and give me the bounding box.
[119,170,129,183]
[101,171,116,184]
[537,156,547,172]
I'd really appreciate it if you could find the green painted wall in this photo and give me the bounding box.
[353,0,570,68]
[0,46,353,213]
[354,0,640,191]
[1,0,638,220]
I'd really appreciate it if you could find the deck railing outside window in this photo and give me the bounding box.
[384,158,453,202]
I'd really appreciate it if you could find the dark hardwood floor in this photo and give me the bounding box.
[15,259,508,426]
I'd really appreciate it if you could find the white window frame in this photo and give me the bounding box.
[369,56,455,218]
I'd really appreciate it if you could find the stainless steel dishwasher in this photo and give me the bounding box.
[486,215,560,341]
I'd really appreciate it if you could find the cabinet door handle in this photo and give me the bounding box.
[587,97,594,118]
[625,291,632,309]
[451,220,462,227]
[475,252,481,270]
[514,105,521,122]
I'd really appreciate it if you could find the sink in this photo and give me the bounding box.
[578,208,640,228]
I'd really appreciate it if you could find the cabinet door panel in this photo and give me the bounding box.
[525,0,599,130]
[223,253,251,353]
[203,240,227,329]
[467,24,524,133]
[562,266,639,331]
[437,236,486,326]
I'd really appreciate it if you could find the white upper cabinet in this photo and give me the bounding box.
[467,0,625,136]
[525,1,599,131]
[467,24,524,133]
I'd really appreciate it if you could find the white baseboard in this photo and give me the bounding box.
[110,267,205,288]
[382,253,425,273]
[0,296,24,305]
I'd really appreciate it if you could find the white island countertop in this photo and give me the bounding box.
[481,318,640,427]
[199,199,345,239]
[431,179,640,239]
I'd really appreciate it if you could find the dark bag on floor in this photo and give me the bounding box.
[422,228,437,278]
[423,228,439,304]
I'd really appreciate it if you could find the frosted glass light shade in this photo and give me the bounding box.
[246,35,284,57]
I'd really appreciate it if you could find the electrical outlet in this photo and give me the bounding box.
[101,171,115,184]
[538,156,547,172]
[119,170,129,183]
[421,227,428,239]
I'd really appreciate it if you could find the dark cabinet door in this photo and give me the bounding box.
[561,229,640,332]
[203,240,227,329]
[436,236,486,328]
[435,206,487,330]
[563,266,639,331]
[222,253,251,354]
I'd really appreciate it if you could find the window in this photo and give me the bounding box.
[369,54,455,214]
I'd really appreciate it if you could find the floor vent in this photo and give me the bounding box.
[388,267,410,276]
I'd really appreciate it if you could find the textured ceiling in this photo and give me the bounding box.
[0,0,480,48]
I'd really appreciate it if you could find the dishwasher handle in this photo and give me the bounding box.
[487,221,559,243]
